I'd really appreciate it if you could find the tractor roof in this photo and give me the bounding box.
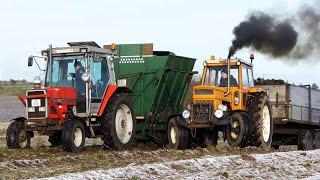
[205,56,253,67]
[41,41,114,56]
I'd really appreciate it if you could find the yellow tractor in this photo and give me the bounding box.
[168,54,273,149]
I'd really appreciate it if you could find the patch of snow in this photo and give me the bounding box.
[43,150,320,179]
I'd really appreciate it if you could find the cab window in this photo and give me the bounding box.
[242,66,249,86]
[248,68,254,87]
[90,57,109,98]
[203,66,238,87]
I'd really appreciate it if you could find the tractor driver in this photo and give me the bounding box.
[220,68,238,87]
[74,61,86,95]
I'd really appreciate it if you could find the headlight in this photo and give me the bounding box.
[218,104,227,111]
[214,109,224,118]
[39,107,46,112]
[234,97,240,105]
[182,110,191,119]
[28,107,35,112]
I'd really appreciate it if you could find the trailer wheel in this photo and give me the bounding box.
[101,95,136,149]
[248,93,273,148]
[48,132,62,147]
[6,120,31,149]
[226,112,248,147]
[61,120,85,152]
[167,118,191,150]
[314,132,320,149]
[298,130,314,150]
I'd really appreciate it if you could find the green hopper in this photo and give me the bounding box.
[104,43,196,143]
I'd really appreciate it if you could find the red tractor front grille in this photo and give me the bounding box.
[26,90,47,119]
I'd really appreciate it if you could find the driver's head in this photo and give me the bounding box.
[221,69,228,78]
[74,61,82,71]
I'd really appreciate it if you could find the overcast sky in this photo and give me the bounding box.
[0,0,319,85]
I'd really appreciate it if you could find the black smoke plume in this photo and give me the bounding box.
[228,1,320,61]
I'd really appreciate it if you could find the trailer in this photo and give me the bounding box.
[257,83,320,150]
[104,43,196,145]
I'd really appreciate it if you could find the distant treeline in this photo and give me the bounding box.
[0,79,31,85]
[0,80,33,96]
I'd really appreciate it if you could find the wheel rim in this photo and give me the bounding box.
[262,105,271,142]
[170,126,177,144]
[18,130,27,148]
[74,128,83,147]
[115,104,133,144]
[230,120,240,140]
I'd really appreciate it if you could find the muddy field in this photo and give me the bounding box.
[0,124,289,179]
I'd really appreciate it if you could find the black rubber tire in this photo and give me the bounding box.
[298,130,314,150]
[6,120,29,149]
[314,132,320,149]
[167,118,191,150]
[226,112,249,148]
[61,120,85,152]
[48,132,62,147]
[101,95,136,150]
[247,93,273,148]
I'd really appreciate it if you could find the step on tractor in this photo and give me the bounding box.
[6,42,136,152]
[169,54,273,149]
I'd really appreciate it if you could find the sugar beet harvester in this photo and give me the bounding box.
[6,42,196,152]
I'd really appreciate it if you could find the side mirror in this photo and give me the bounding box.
[28,56,34,67]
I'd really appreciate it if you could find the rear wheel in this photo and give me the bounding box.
[226,112,249,147]
[61,120,85,152]
[298,130,314,150]
[248,93,273,148]
[6,120,31,149]
[101,95,136,150]
[314,131,320,149]
[167,118,191,150]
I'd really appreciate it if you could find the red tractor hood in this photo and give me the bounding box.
[19,87,77,107]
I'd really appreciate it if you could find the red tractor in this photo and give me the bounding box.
[6,42,136,152]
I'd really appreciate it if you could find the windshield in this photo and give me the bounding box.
[203,66,239,87]
[45,56,85,88]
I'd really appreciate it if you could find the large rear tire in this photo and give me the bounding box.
[101,95,136,150]
[6,120,30,149]
[167,118,191,150]
[226,112,249,147]
[247,93,273,148]
[61,120,85,152]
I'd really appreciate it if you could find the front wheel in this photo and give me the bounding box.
[226,112,249,147]
[6,120,31,149]
[61,120,85,152]
[167,118,191,150]
[101,95,136,150]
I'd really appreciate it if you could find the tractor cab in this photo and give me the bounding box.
[41,42,116,115]
[193,55,260,114]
